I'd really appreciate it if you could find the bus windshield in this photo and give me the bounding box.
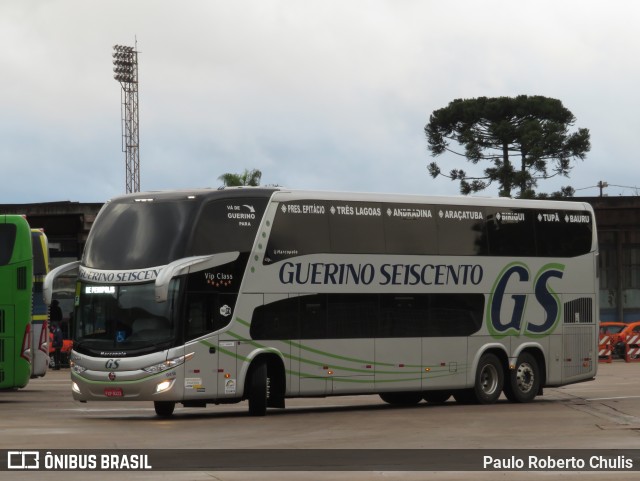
[74,280,180,355]
[82,200,197,270]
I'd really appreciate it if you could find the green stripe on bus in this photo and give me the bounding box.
[206,331,467,379]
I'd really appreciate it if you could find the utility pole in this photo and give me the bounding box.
[597,181,608,197]
[112,43,140,193]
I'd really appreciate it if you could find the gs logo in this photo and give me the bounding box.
[105,359,121,370]
[487,262,565,338]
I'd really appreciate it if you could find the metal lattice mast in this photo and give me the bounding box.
[112,44,140,193]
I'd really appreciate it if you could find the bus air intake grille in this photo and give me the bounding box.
[16,266,27,290]
[0,339,4,362]
[563,297,592,324]
[0,309,4,333]
[0,370,4,384]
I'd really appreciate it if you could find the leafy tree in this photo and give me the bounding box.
[218,168,262,188]
[425,95,591,198]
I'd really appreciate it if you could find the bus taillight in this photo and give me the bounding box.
[21,324,32,363]
[38,320,49,354]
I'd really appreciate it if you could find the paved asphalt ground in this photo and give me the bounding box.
[2,361,640,480]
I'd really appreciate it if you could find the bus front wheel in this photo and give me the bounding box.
[154,401,175,417]
[247,360,269,416]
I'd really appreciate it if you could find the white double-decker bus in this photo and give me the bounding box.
[44,188,598,417]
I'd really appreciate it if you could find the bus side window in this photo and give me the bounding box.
[300,295,327,339]
[379,295,424,337]
[185,295,207,341]
[0,224,17,266]
[185,293,237,341]
[251,297,300,340]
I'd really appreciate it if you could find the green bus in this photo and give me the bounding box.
[0,215,33,389]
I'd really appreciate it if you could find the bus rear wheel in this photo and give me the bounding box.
[247,360,269,416]
[504,352,539,403]
[379,392,422,406]
[154,401,175,417]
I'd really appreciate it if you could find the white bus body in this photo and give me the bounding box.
[44,189,598,416]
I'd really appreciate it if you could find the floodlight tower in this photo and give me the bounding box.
[112,44,140,193]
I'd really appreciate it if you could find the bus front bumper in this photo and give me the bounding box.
[71,370,184,402]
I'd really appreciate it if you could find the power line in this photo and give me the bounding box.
[575,181,640,196]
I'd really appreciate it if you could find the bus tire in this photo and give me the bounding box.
[423,391,451,404]
[379,392,422,406]
[504,352,539,403]
[473,353,503,404]
[247,360,269,416]
[154,401,175,417]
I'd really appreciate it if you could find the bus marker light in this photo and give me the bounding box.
[224,373,231,379]
[327,370,334,375]
[21,324,31,362]
[424,368,431,372]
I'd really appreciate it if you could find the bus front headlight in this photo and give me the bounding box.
[71,360,87,374]
[156,379,174,393]
[142,352,194,374]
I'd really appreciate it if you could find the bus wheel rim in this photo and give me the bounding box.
[516,363,534,393]
[480,364,499,395]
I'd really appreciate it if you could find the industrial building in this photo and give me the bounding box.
[1,195,639,323]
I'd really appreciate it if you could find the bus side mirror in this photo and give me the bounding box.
[43,261,81,306]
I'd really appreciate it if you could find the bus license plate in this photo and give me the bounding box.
[104,387,123,398]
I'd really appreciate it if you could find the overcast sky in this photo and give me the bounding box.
[1,0,638,204]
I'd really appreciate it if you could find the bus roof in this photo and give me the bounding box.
[270,189,594,213]
[104,187,593,213]
[104,187,279,205]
